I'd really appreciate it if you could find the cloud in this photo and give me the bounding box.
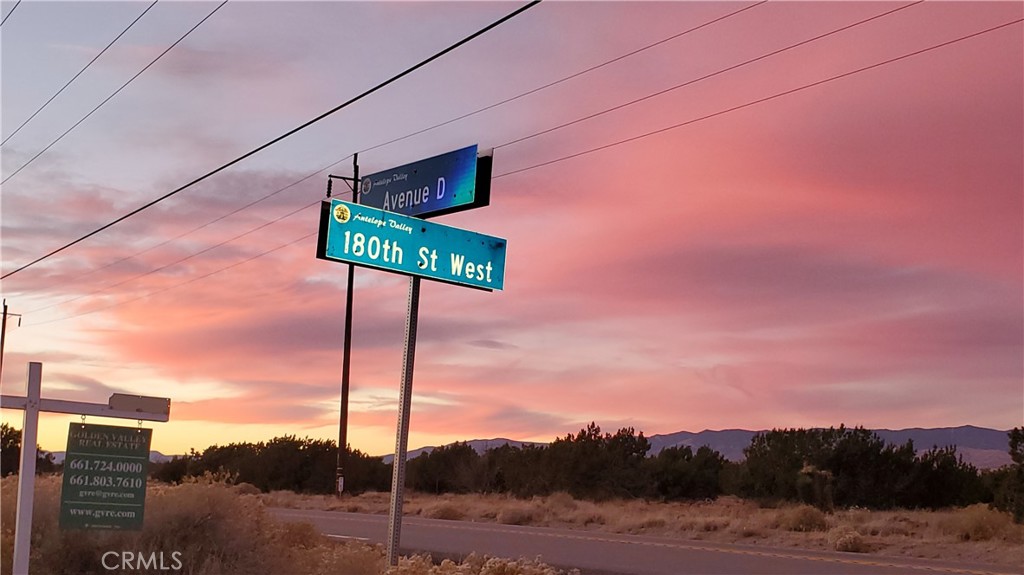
[467,339,518,350]
[4,1,1021,455]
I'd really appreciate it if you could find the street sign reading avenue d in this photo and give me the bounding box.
[59,423,151,530]
[316,199,506,291]
[357,145,491,219]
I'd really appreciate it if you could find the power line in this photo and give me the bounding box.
[24,153,354,311]
[26,199,323,318]
[1,0,228,186]
[24,185,357,326]
[494,0,924,152]
[18,5,1015,327]
[0,0,542,282]
[1,1,159,147]
[22,16,1020,327]
[26,230,319,328]
[18,3,753,300]
[22,15,1015,325]
[494,18,1024,180]
[0,0,21,27]
[357,0,767,157]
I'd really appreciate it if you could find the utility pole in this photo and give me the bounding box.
[327,154,359,495]
[0,299,23,385]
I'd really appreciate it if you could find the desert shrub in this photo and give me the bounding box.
[940,504,1014,542]
[732,524,763,538]
[497,506,536,526]
[385,552,572,575]
[234,482,261,496]
[545,491,577,513]
[314,542,384,575]
[0,475,369,575]
[615,515,665,534]
[423,502,466,521]
[702,519,728,532]
[570,510,606,526]
[829,528,868,552]
[776,504,828,532]
[1,476,578,575]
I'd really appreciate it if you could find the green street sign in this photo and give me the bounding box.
[316,200,507,291]
[59,423,152,530]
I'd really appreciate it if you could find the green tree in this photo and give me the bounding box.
[741,428,826,503]
[181,436,388,494]
[481,443,549,497]
[992,427,1024,522]
[1,422,19,476]
[905,446,985,509]
[150,454,192,483]
[648,445,725,500]
[825,427,916,509]
[544,423,650,499]
[342,445,391,494]
[740,426,920,510]
[406,442,482,493]
[1,422,59,476]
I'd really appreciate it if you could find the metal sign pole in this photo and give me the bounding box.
[12,362,41,575]
[385,276,421,567]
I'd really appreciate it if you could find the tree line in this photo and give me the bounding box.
[4,420,1020,522]
[396,423,1022,520]
[147,423,1023,522]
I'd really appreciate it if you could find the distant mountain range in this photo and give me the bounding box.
[44,427,1012,470]
[644,425,1012,469]
[384,426,1013,469]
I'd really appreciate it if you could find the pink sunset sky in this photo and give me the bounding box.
[1,1,1021,457]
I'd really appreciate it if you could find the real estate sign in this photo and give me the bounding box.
[316,199,506,291]
[59,423,151,530]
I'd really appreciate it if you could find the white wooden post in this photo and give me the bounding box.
[12,362,41,575]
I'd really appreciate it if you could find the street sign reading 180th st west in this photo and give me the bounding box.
[358,145,491,219]
[316,199,506,291]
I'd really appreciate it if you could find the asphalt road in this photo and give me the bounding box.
[269,508,1019,575]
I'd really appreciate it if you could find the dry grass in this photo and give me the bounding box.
[387,553,570,575]
[774,504,828,532]
[266,490,1024,568]
[0,476,573,575]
